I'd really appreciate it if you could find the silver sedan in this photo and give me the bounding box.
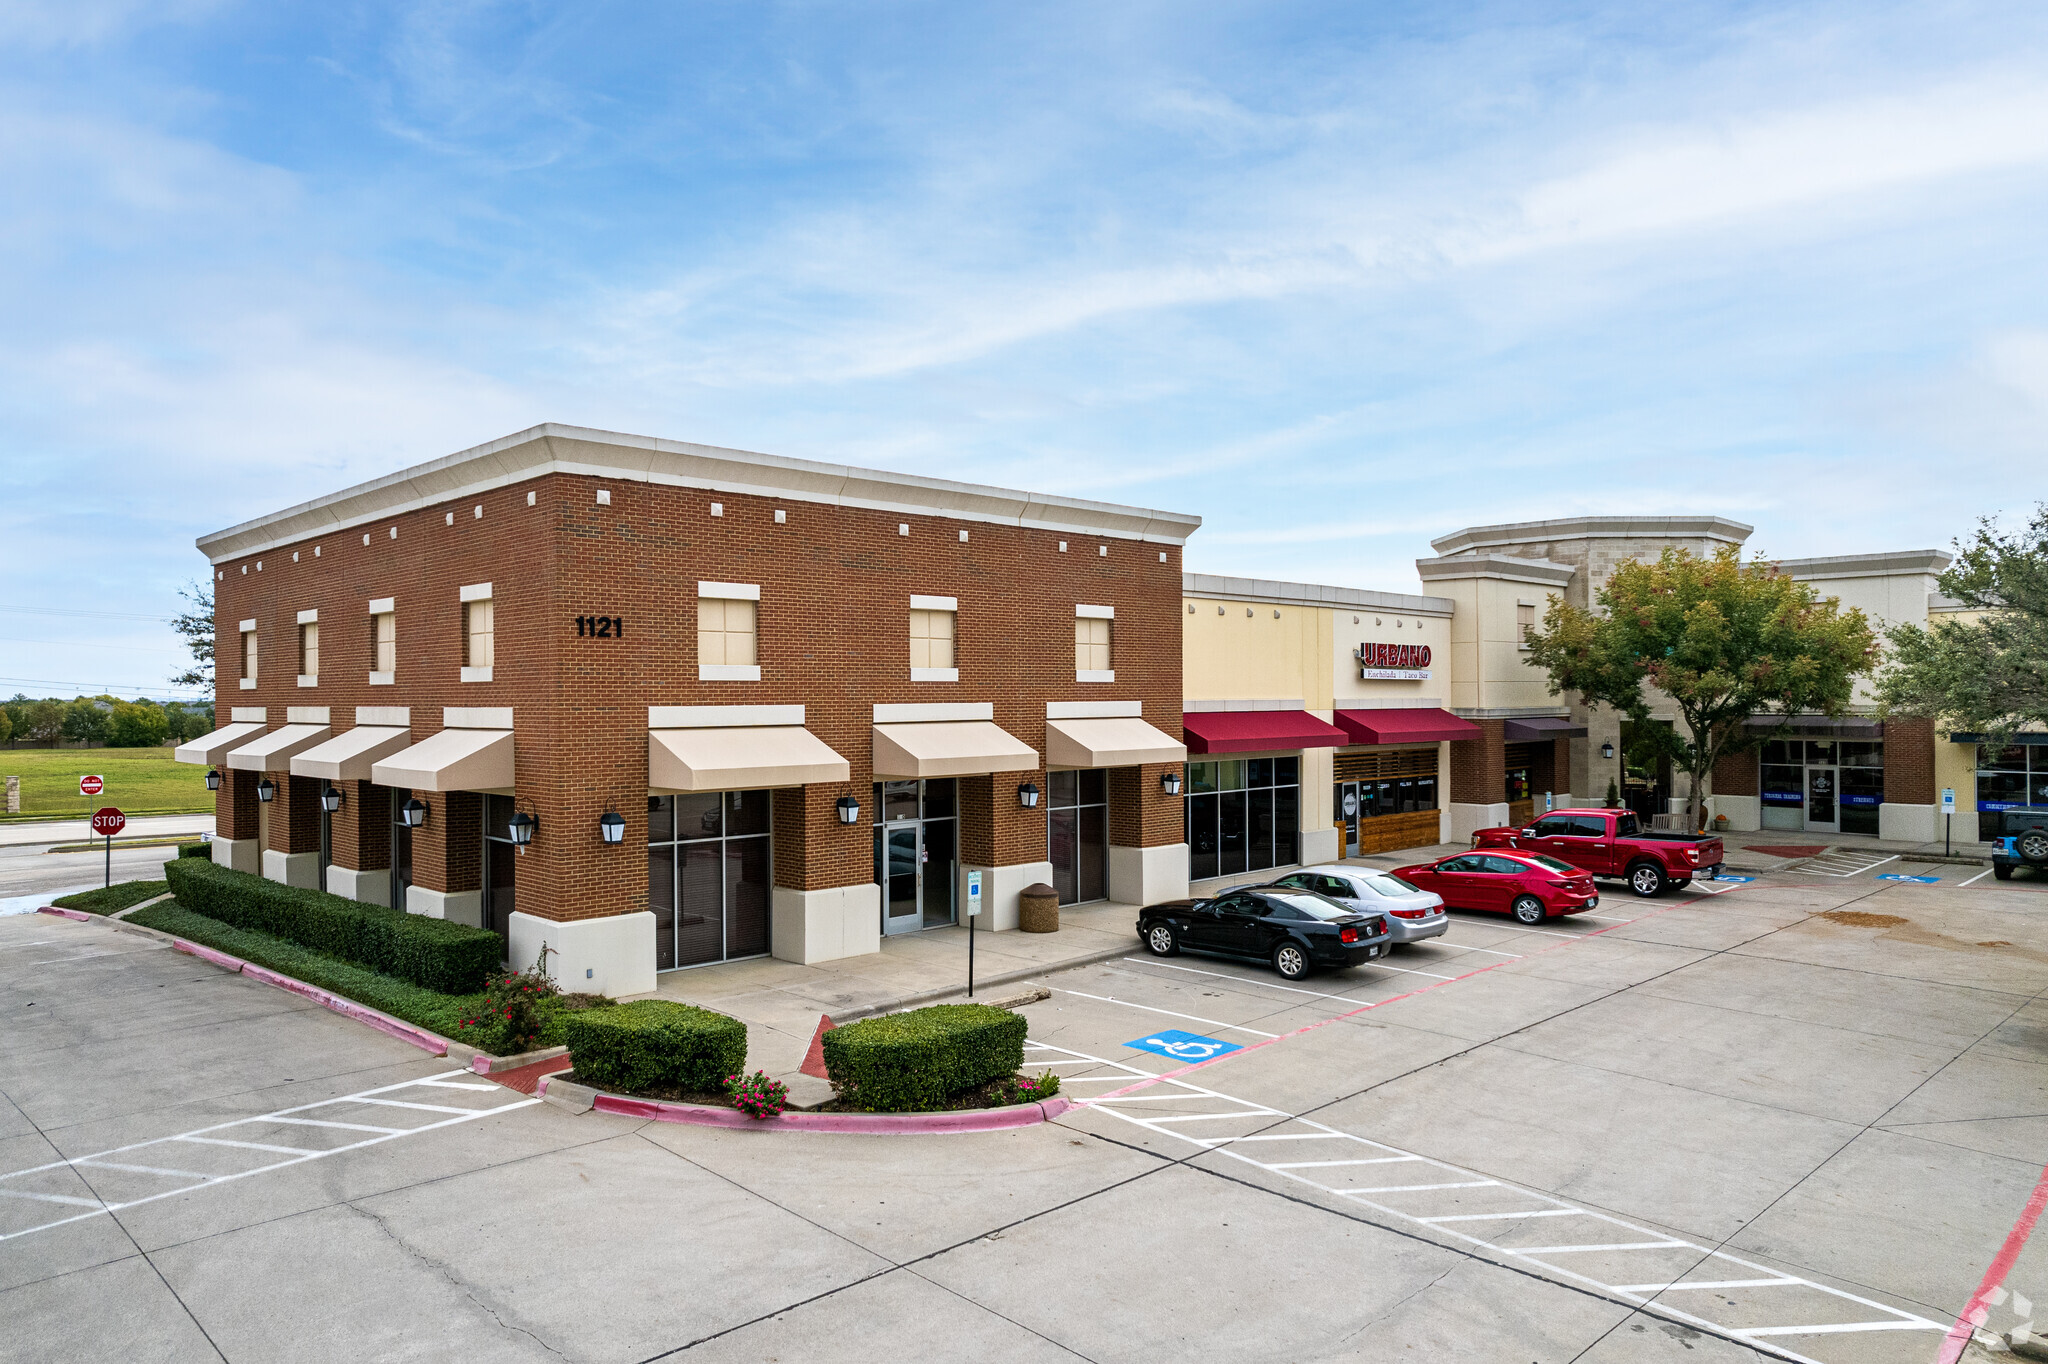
[1269,866,1448,945]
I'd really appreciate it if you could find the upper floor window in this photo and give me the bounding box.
[698,582,761,682]
[1075,605,1114,682]
[910,595,957,681]
[239,619,258,690]
[297,610,319,686]
[1518,601,1536,648]
[460,583,493,682]
[369,598,396,684]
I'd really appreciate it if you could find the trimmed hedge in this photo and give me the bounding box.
[163,856,500,994]
[561,1000,746,1095]
[822,1004,1027,1112]
[177,842,213,858]
[52,879,168,915]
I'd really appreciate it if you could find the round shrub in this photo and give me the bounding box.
[821,1003,1026,1112]
[561,1000,747,1095]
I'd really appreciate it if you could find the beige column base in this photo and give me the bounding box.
[405,886,483,928]
[1879,802,1938,842]
[960,861,1054,932]
[211,838,260,875]
[1447,803,1509,842]
[326,865,391,906]
[261,849,319,889]
[510,909,655,997]
[1109,843,1188,906]
[770,883,882,965]
[1709,796,1761,833]
[1297,825,1340,867]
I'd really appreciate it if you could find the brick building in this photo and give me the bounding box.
[175,425,1196,994]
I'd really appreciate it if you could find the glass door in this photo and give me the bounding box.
[881,826,920,935]
[1048,769,1108,906]
[1805,767,1839,833]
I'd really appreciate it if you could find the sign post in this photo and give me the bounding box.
[966,870,982,998]
[1941,787,1956,857]
[90,807,127,888]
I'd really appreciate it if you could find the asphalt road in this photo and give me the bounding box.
[3,862,2044,1362]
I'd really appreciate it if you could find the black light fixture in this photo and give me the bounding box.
[835,795,861,825]
[1017,781,1041,809]
[1601,742,1615,761]
[401,796,428,828]
[256,777,275,803]
[598,810,626,844]
[204,768,222,792]
[319,784,343,814]
[508,810,536,851]
[1161,770,1183,796]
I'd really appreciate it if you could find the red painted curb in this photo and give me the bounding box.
[172,938,249,972]
[238,963,450,1056]
[587,1089,1071,1134]
[36,906,93,922]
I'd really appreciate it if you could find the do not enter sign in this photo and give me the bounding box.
[90,807,127,838]
[79,774,104,796]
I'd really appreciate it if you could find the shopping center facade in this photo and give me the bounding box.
[175,427,1982,990]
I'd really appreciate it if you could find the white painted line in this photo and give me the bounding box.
[174,1137,319,1155]
[413,1079,500,1091]
[1369,961,1457,980]
[74,1161,211,1180]
[1347,1181,1498,1193]
[1420,941,1522,958]
[1571,913,1631,922]
[1614,1279,1802,1293]
[1511,1240,1690,1254]
[350,1099,488,1115]
[0,939,62,950]
[1120,958,1388,1006]
[265,1118,407,1134]
[1146,1112,1278,1124]
[1959,867,1994,887]
[1048,988,1279,1037]
[1266,1157,1423,1169]
[1470,922,1592,940]
[1739,1321,1937,1338]
[1201,1133,1352,1144]
[0,1187,101,1207]
[1420,1208,1585,1223]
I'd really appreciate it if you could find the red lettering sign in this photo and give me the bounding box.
[1358,643,1431,670]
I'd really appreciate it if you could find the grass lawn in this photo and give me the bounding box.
[0,747,211,821]
[53,879,171,915]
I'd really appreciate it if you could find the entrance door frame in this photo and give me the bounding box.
[1805,765,1840,834]
[874,779,958,936]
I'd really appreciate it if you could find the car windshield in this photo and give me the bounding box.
[1529,854,1580,875]
[1262,892,1355,922]
[1355,872,1422,896]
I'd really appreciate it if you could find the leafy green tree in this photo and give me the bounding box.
[171,581,214,691]
[1525,545,1878,833]
[61,698,111,746]
[108,699,170,748]
[23,700,64,745]
[0,706,11,745]
[1876,509,2048,738]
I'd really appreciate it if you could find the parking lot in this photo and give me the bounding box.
[3,857,2044,1361]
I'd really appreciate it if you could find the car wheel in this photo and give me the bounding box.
[1272,939,1310,980]
[1627,862,1666,897]
[1144,923,1180,956]
[1511,895,1546,926]
[1995,864,2014,881]
[2020,831,2048,864]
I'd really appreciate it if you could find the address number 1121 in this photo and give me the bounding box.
[575,616,624,638]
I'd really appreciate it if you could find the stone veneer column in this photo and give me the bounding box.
[213,767,262,874]
[767,784,882,966]
[1447,720,1509,841]
[1107,763,1190,906]
[327,778,391,905]
[262,774,322,888]
[405,790,483,927]
[1880,718,1939,842]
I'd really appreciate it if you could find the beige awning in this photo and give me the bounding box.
[1045,716,1187,769]
[650,726,850,793]
[372,727,513,793]
[173,722,266,766]
[225,723,331,772]
[290,727,413,783]
[873,721,1038,779]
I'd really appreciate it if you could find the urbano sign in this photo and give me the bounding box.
[1357,642,1431,681]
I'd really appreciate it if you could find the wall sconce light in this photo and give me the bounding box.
[401,797,428,828]
[1018,782,1040,809]
[1161,770,1183,796]
[255,777,276,803]
[1601,742,1615,761]
[836,796,861,825]
[598,810,626,844]
[204,768,222,792]
[319,785,343,814]
[508,810,536,851]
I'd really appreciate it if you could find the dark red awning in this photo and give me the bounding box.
[1333,707,1481,746]
[1503,716,1588,742]
[1182,710,1348,755]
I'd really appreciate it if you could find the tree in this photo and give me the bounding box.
[1876,508,2048,738]
[23,700,63,745]
[0,706,11,745]
[1525,545,1878,833]
[171,581,214,691]
[61,698,111,746]
[108,699,170,748]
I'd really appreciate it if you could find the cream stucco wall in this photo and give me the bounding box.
[1331,606,1453,711]
[1182,596,1331,707]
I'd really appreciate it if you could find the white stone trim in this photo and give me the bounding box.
[296,674,318,688]
[875,702,990,722]
[1414,554,1575,588]
[239,677,257,690]
[651,705,804,728]
[1428,515,1753,556]
[697,581,761,601]
[368,671,395,686]
[910,666,960,683]
[239,618,257,632]
[458,581,492,603]
[460,666,493,684]
[1777,549,1953,580]
[296,608,318,624]
[1183,698,1305,713]
[910,594,957,612]
[1075,603,1114,619]
[444,707,513,730]
[698,663,763,682]
[286,707,330,724]
[355,707,410,726]
[1182,573,1454,616]
[1047,700,1142,719]
[1076,669,1116,683]
[368,596,394,614]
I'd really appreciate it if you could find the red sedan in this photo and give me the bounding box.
[1390,851,1599,926]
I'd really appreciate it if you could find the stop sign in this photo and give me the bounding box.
[79,775,104,796]
[90,807,126,837]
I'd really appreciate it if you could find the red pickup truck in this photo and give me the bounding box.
[1474,808,1725,897]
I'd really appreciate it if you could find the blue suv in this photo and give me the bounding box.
[1991,808,2048,880]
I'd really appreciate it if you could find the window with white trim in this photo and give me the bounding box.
[1075,605,1114,682]
[460,583,493,681]
[698,582,761,681]
[298,616,319,684]
[1517,601,1536,649]
[239,621,258,689]
[370,602,396,683]
[909,595,957,680]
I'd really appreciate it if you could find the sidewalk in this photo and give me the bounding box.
[630,900,1142,1077]
[0,813,214,849]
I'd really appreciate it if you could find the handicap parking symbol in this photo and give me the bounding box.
[1711,874,1756,884]
[1127,1029,1243,1061]
[1877,873,1940,883]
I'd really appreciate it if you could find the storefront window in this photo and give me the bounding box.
[1977,744,2048,839]
[1186,757,1299,881]
[649,790,772,969]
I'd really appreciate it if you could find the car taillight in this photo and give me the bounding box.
[1392,908,1428,919]
[1339,926,1359,944]
[1686,849,1700,862]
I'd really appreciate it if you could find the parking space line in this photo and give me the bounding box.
[266,1118,407,1134]
[0,1187,102,1207]
[175,1137,319,1155]
[1419,941,1522,957]
[74,1161,211,1180]
[1266,1157,1422,1169]
[1742,1322,1936,1337]
[1367,961,1457,980]
[351,1099,491,1115]
[1047,988,1279,1037]
[1118,958,1384,1005]
[1959,868,1994,887]
[1349,1180,1497,1193]
[1615,1279,1800,1292]
[1420,1208,1585,1223]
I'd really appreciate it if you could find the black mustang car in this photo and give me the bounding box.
[1136,886,1390,980]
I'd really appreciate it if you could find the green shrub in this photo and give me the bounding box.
[164,856,500,994]
[177,842,213,859]
[52,879,168,915]
[561,1000,746,1095]
[821,1003,1027,1112]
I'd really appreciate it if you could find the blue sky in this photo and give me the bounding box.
[4,1,2046,700]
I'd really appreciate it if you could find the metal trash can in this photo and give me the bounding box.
[1019,882,1059,933]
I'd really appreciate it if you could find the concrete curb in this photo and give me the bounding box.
[36,906,93,922]
[452,1044,570,1075]
[546,1073,1073,1133]
[830,946,1128,1022]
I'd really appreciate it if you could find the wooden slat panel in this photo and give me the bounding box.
[1334,748,1439,782]
[1354,809,1444,855]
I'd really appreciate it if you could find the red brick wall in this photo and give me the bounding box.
[210,470,1183,922]
[1109,763,1184,848]
[409,791,482,895]
[1884,718,1936,804]
[331,779,388,871]
[266,775,321,856]
[217,768,259,841]
[1711,747,1758,797]
[1449,722,1505,804]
